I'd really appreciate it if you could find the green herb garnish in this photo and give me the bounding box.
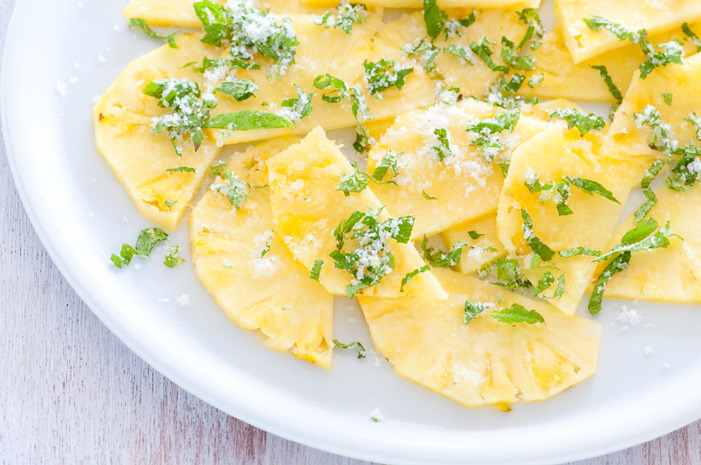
[310,259,324,280]
[128,18,178,48]
[210,170,250,209]
[333,339,366,358]
[164,245,186,267]
[549,109,606,136]
[491,303,544,324]
[111,227,169,268]
[363,59,414,96]
[314,2,367,34]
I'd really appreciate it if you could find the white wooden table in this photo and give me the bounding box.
[1,1,699,463]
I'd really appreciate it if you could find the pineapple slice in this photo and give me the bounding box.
[367,100,550,239]
[125,0,325,28]
[358,268,601,408]
[497,126,647,314]
[519,24,701,104]
[605,183,701,303]
[555,0,701,64]
[266,126,447,300]
[94,34,223,231]
[190,138,335,368]
[442,211,507,275]
[608,53,701,162]
[376,9,528,99]
[213,13,436,146]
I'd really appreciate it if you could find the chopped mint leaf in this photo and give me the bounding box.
[314,2,367,34]
[431,128,454,161]
[685,112,701,140]
[333,339,366,358]
[594,218,681,263]
[584,16,684,79]
[210,170,250,209]
[400,265,430,292]
[521,209,556,261]
[549,109,606,136]
[422,191,437,200]
[662,92,673,106]
[128,18,178,48]
[528,73,544,88]
[588,251,631,315]
[372,150,403,181]
[444,44,473,64]
[336,164,369,196]
[364,59,414,96]
[280,84,314,121]
[667,145,701,191]
[682,22,701,52]
[111,244,137,269]
[564,177,620,204]
[331,209,414,297]
[135,227,169,258]
[145,79,215,155]
[193,0,298,79]
[165,200,176,210]
[423,0,445,41]
[466,108,521,164]
[516,8,544,51]
[350,87,372,152]
[559,247,601,258]
[205,110,293,133]
[310,259,324,280]
[164,245,186,267]
[420,237,471,268]
[634,105,678,154]
[501,37,536,71]
[313,73,348,103]
[534,271,554,297]
[641,159,666,188]
[469,38,508,73]
[634,188,657,223]
[464,300,491,324]
[216,77,259,102]
[405,38,440,72]
[491,303,544,324]
[590,65,623,104]
[210,161,227,176]
[167,166,196,173]
[479,258,532,290]
[468,231,484,240]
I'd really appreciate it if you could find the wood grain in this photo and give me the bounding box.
[0,1,699,463]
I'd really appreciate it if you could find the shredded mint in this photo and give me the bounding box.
[210,161,227,176]
[405,39,441,72]
[590,65,623,104]
[521,209,556,261]
[164,245,186,267]
[478,258,532,290]
[501,37,536,71]
[331,209,414,297]
[431,128,454,161]
[310,259,324,280]
[682,22,701,52]
[111,227,169,268]
[216,77,259,102]
[444,44,473,64]
[128,18,178,48]
[205,110,293,134]
[422,190,437,200]
[525,173,619,216]
[584,16,684,79]
[642,159,666,188]
[364,59,414,96]
[466,108,520,165]
[336,165,369,196]
[469,38,508,73]
[210,170,250,209]
[662,92,673,106]
[420,236,471,268]
[400,265,430,292]
[516,8,544,51]
[593,218,681,263]
[468,231,484,240]
[550,109,606,136]
[491,303,544,324]
[167,166,196,173]
[422,0,475,40]
[333,339,366,358]
[464,300,491,324]
[559,247,601,258]
[634,188,657,223]
[314,2,367,34]
[280,84,313,121]
[372,150,403,181]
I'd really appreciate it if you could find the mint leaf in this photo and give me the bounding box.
[682,22,701,52]
[164,245,185,267]
[559,247,601,258]
[588,251,631,315]
[641,159,666,188]
[422,190,437,200]
[634,188,658,223]
[129,18,178,48]
[564,176,620,203]
[590,65,623,103]
[167,166,196,173]
[313,73,348,103]
[310,259,324,280]
[594,218,680,263]
[444,44,473,64]
[280,84,313,121]
[336,165,369,196]
[315,2,367,34]
[205,110,293,132]
[521,209,556,261]
[464,300,491,324]
[333,339,366,358]
[364,59,414,96]
[491,303,544,324]
[135,227,169,257]
[400,265,430,292]
[468,231,484,240]
[423,0,445,41]
[216,77,259,102]
[550,109,606,136]
[372,150,403,181]
[469,38,508,73]
[210,170,250,209]
[420,237,471,268]
[431,128,454,161]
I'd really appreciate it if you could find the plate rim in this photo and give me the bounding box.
[2,1,701,464]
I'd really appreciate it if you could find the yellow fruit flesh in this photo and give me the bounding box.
[190,138,335,368]
[358,269,601,408]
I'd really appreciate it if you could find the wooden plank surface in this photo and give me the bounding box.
[0,1,699,463]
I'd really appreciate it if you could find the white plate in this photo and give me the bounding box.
[3,1,701,464]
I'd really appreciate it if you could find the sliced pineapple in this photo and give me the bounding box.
[519,24,701,104]
[94,34,223,231]
[190,138,335,368]
[608,53,701,162]
[125,0,325,28]
[497,126,647,314]
[442,210,507,275]
[555,0,701,64]
[376,9,528,99]
[605,183,701,303]
[213,13,436,146]
[367,100,550,239]
[358,268,601,408]
[266,126,447,300]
